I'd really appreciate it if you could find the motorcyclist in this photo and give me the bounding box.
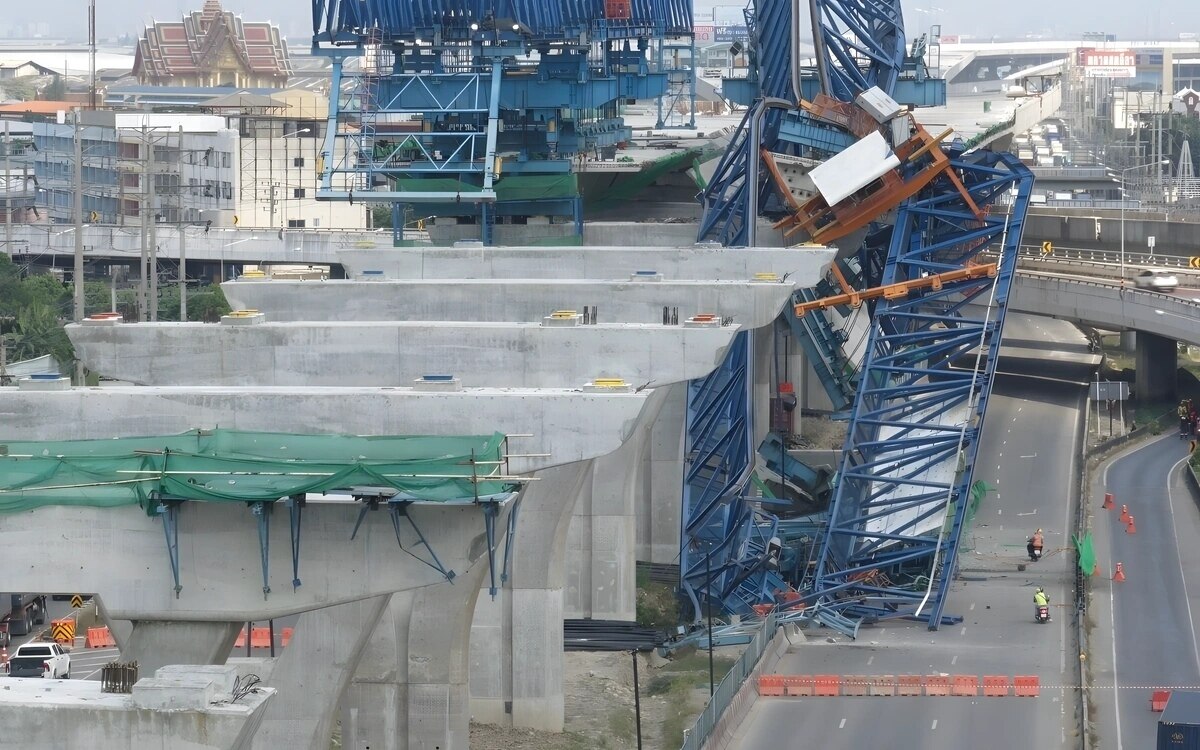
[1027,528,1044,561]
[1033,587,1050,622]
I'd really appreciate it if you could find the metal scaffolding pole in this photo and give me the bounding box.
[4,121,11,258]
[148,136,157,322]
[72,113,85,383]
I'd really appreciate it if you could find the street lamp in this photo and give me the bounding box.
[1116,159,1170,289]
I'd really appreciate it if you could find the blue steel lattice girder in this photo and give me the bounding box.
[810,151,1033,633]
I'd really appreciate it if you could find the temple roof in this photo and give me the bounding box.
[132,0,291,83]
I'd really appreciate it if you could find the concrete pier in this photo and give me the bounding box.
[223,278,801,328]
[0,665,274,750]
[338,246,830,281]
[67,321,736,388]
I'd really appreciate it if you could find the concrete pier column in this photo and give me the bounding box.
[641,382,686,564]
[122,620,243,676]
[470,460,594,731]
[252,594,391,750]
[566,389,669,621]
[340,560,489,750]
[1135,330,1177,402]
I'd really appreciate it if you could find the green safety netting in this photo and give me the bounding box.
[0,429,517,514]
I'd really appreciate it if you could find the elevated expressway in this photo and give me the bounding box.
[56,248,832,749]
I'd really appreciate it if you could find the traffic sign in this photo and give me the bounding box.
[1190,256,1200,270]
[69,594,83,608]
[1148,235,1156,249]
[1041,241,1053,255]
[1089,380,1130,401]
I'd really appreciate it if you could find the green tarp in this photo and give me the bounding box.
[1073,531,1096,575]
[0,429,517,514]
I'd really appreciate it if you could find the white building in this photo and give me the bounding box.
[34,112,238,227]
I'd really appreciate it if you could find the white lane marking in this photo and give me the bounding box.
[1017,510,1038,516]
[839,718,846,729]
[959,626,967,636]
[969,603,976,611]
[1167,456,1200,676]
[951,654,958,665]
[931,719,938,730]
[867,655,874,666]
[1021,454,1037,458]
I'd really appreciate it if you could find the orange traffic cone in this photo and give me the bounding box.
[1113,562,1126,582]
[1119,505,1130,524]
[1102,493,1114,510]
[1093,563,1101,577]
[1126,515,1137,535]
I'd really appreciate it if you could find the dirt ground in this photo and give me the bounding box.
[470,646,744,750]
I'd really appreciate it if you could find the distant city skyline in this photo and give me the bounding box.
[4,0,1198,44]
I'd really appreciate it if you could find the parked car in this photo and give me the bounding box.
[1134,268,1178,292]
[5,642,70,679]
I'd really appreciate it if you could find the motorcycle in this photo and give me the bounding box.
[1027,542,1042,562]
[1035,604,1050,624]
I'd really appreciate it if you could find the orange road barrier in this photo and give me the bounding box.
[250,627,272,649]
[841,675,870,696]
[280,627,294,647]
[1092,564,1101,577]
[951,675,979,697]
[1151,690,1172,712]
[1119,505,1130,524]
[784,676,815,696]
[983,675,1011,697]
[1,646,8,664]
[1102,492,1114,510]
[757,675,785,696]
[813,675,841,696]
[85,626,116,649]
[1113,563,1126,582]
[869,675,897,696]
[1013,676,1041,697]
[1126,515,1137,535]
[897,675,924,696]
[924,675,951,696]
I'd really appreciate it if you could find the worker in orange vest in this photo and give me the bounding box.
[1027,528,1044,561]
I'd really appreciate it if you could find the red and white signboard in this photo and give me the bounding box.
[693,24,715,44]
[938,34,960,44]
[1079,48,1136,78]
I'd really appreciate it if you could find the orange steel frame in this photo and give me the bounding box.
[792,263,998,317]
[763,115,984,246]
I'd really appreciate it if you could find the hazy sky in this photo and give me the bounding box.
[9,0,1198,44]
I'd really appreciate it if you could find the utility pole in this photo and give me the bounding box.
[138,124,148,322]
[88,0,97,109]
[179,127,187,321]
[148,134,157,322]
[73,113,85,383]
[4,120,11,258]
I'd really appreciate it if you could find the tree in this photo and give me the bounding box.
[44,75,65,101]
[1,302,74,370]
[371,205,394,228]
[187,287,231,323]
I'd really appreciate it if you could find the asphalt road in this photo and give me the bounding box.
[1099,434,1200,748]
[731,314,1096,749]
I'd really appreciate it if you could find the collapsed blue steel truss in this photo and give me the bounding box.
[681,0,909,620]
[679,332,789,621]
[696,0,907,247]
[810,150,1034,633]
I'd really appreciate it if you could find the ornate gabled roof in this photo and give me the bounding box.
[132,0,291,83]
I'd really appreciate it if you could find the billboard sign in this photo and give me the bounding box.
[938,34,960,44]
[715,25,750,43]
[693,24,715,44]
[1079,48,1136,78]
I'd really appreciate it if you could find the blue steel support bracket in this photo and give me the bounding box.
[388,500,457,584]
[482,502,499,598]
[153,495,184,599]
[250,501,273,600]
[500,494,522,585]
[349,496,380,540]
[287,495,304,591]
